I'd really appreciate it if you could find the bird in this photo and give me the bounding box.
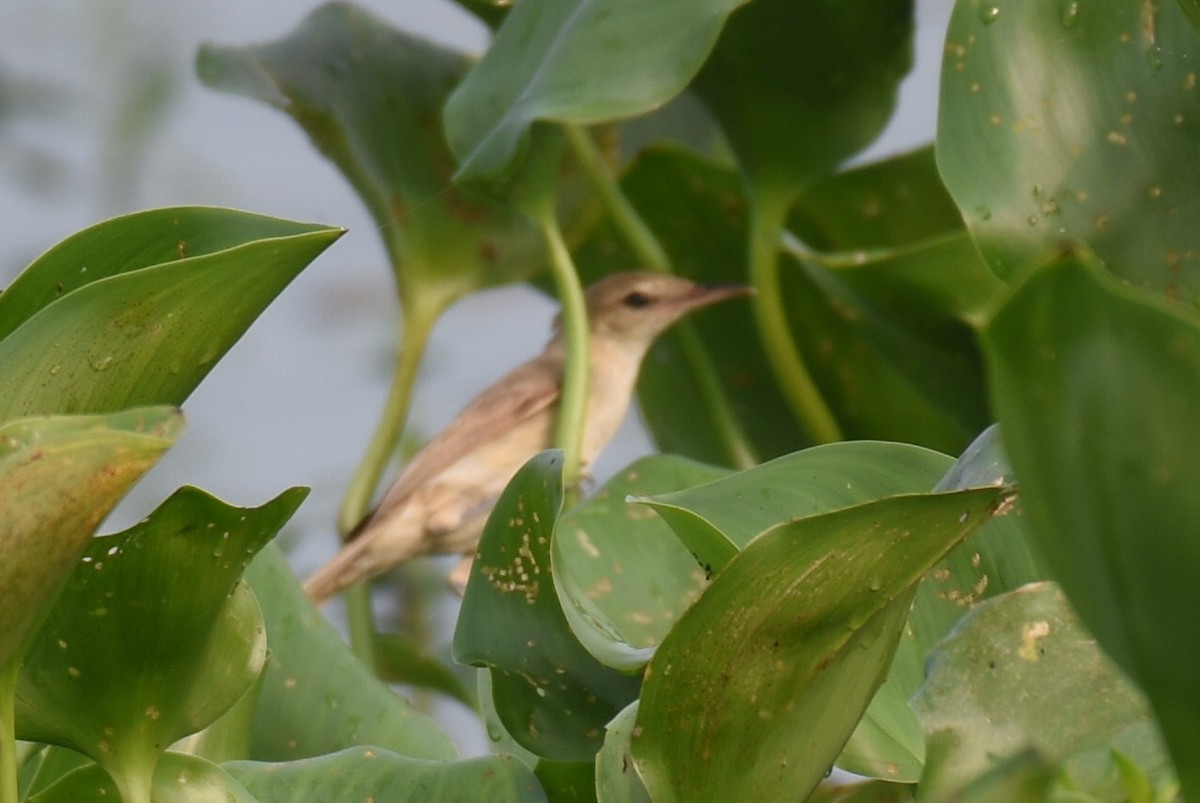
[303,271,753,605]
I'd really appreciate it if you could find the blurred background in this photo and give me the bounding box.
[0,0,953,752]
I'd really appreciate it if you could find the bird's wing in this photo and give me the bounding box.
[359,352,563,533]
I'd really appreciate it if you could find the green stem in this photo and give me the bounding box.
[0,663,17,803]
[564,125,670,271]
[337,294,443,664]
[536,211,589,489]
[749,190,843,444]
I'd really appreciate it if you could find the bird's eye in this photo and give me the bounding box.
[623,291,653,308]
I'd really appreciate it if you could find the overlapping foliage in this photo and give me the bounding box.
[2,0,1196,801]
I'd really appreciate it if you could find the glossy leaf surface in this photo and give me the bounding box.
[693,0,913,193]
[445,0,749,183]
[938,0,1200,297]
[455,451,640,761]
[198,2,541,310]
[16,486,304,786]
[0,408,182,671]
[553,455,730,672]
[242,546,457,761]
[27,753,256,803]
[0,207,340,420]
[226,748,546,803]
[914,582,1174,800]
[638,440,953,574]
[983,247,1200,794]
[596,702,651,803]
[838,425,1045,782]
[633,486,1009,803]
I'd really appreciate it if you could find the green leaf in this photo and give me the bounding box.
[596,702,651,803]
[18,746,93,801]
[937,0,1200,298]
[454,451,641,762]
[0,407,182,671]
[788,146,1002,328]
[914,583,1173,800]
[632,485,1008,803]
[0,207,341,421]
[692,0,914,194]
[373,632,472,707]
[198,1,542,312]
[242,546,457,761]
[1180,0,1200,36]
[776,244,988,454]
[923,751,1057,803]
[226,748,546,803]
[534,759,598,803]
[28,753,257,803]
[982,247,1200,795]
[553,455,730,672]
[789,146,965,253]
[444,0,750,183]
[16,486,303,794]
[637,440,953,575]
[839,425,1046,782]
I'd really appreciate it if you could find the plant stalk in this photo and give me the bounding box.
[564,124,670,271]
[337,293,444,664]
[536,211,589,491]
[748,189,843,444]
[0,663,17,803]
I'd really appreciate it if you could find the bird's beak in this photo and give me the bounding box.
[677,281,756,312]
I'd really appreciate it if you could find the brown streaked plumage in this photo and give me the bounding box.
[304,271,752,605]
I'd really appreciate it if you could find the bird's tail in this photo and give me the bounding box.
[303,516,376,606]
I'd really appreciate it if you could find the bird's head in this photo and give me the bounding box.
[570,271,754,347]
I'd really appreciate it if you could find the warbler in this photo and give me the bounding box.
[304,271,752,604]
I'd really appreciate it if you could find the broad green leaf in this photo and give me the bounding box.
[596,702,651,803]
[198,3,541,313]
[16,486,303,793]
[28,753,256,803]
[924,751,1056,803]
[914,583,1173,800]
[1181,0,1200,36]
[839,425,1046,782]
[0,208,341,421]
[632,485,1007,803]
[553,455,730,672]
[789,146,965,253]
[937,0,1200,298]
[226,748,546,803]
[0,207,332,343]
[534,759,598,803]
[444,0,750,183]
[242,546,457,761]
[787,146,1003,327]
[573,146,804,465]
[454,451,640,762]
[692,0,914,194]
[373,632,472,707]
[18,746,92,801]
[777,244,987,454]
[982,247,1200,795]
[0,407,182,670]
[638,440,952,575]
